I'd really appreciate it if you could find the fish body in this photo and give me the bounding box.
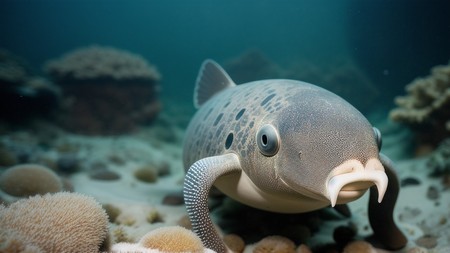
[183,60,406,253]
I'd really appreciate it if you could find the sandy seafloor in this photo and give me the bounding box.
[0,107,449,253]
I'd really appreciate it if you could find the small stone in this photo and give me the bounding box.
[89,169,121,181]
[162,193,184,206]
[134,166,158,183]
[401,177,421,187]
[426,186,440,200]
[415,234,438,249]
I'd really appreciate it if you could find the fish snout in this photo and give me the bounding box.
[327,158,387,207]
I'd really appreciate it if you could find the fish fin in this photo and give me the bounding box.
[368,153,407,250]
[194,59,236,109]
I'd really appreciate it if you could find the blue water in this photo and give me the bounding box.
[1,0,450,105]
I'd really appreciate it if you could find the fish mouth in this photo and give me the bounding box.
[327,158,388,207]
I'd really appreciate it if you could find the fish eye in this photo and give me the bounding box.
[373,127,382,150]
[256,124,280,156]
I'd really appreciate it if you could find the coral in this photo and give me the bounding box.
[44,45,160,83]
[223,234,245,253]
[295,244,312,253]
[134,166,158,183]
[426,138,450,177]
[390,62,450,148]
[146,209,164,223]
[138,226,205,253]
[44,45,162,135]
[252,236,296,253]
[0,192,109,252]
[342,241,376,253]
[111,243,153,253]
[111,226,134,243]
[0,49,60,122]
[0,164,63,197]
[0,229,44,253]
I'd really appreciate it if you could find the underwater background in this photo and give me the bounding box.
[1,0,450,253]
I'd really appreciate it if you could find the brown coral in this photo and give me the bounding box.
[0,164,63,197]
[390,62,450,148]
[342,240,376,253]
[0,192,109,253]
[44,45,162,135]
[252,236,296,253]
[138,226,204,253]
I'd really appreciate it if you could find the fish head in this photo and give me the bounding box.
[255,88,386,206]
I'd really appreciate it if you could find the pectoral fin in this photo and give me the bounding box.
[368,153,407,250]
[184,153,241,253]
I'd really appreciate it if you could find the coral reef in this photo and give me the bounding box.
[0,192,108,252]
[426,138,450,177]
[44,45,162,135]
[0,164,63,197]
[0,49,60,123]
[390,61,450,149]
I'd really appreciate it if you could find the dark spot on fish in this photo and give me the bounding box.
[261,94,276,106]
[214,113,223,126]
[249,121,254,128]
[225,133,233,149]
[240,150,246,157]
[235,108,246,120]
[224,101,231,108]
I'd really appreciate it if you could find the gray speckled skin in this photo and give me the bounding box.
[183,60,407,253]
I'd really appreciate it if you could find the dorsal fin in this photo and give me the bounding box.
[194,59,236,108]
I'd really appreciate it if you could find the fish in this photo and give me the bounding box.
[183,60,407,253]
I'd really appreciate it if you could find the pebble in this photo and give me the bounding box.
[89,169,121,181]
[401,177,421,187]
[162,193,184,206]
[415,234,438,249]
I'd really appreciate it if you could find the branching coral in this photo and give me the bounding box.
[390,61,450,148]
[0,192,109,252]
[44,45,162,135]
